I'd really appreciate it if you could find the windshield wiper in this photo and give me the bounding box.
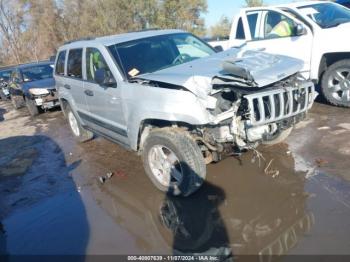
[324,22,342,28]
[324,20,350,28]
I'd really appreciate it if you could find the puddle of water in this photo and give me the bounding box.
[1,102,350,258]
[0,135,89,256]
[290,172,350,255]
[69,139,350,257]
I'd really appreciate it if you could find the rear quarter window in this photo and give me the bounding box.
[67,49,83,79]
[55,50,66,76]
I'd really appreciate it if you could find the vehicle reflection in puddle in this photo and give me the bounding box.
[258,213,314,259]
[81,142,315,259]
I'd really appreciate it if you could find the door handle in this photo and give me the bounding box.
[84,89,94,96]
[63,84,71,90]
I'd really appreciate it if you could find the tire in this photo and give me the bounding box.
[11,95,25,109]
[321,59,350,107]
[262,127,292,146]
[65,104,93,143]
[0,89,8,100]
[142,129,206,197]
[25,98,39,116]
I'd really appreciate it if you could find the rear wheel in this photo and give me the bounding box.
[142,129,206,197]
[25,98,39,116]
[65,104,93,142]
[321,59,350,107]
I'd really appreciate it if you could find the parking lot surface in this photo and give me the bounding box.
[0,100,350,257]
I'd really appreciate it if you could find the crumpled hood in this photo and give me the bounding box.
[21,78,55,93]
[139,48,304,99]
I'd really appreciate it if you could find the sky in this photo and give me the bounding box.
[205,0,294,28]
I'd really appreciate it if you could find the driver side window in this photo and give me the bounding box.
[86,48,114,83]
[11,71,22,83]
[263,11,297,39]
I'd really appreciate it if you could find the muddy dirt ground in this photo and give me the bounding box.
[0,99,350,259]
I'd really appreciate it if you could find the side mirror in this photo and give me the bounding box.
[95,68,117,87]
[296,24,307,36]
[214,45,224,52]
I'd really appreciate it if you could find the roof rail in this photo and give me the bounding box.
[64,37,96,45]
[127,28,160,33]
[18,60,50,66]
[0,65,14,71]
[0,58,53,70]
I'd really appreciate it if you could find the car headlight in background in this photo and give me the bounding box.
[29,88,50,96]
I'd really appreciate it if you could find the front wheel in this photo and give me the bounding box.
[142,129,206,197]
[11,95,25,109]
[26,98,39,116]
[262,127,292,146]
[321,59,350,107]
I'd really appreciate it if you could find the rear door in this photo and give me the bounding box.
[66,48,89,113]
[82,47,128,146]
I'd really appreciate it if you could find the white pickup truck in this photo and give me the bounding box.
[210,1,350,107]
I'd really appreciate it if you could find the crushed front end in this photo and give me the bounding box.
[199,74,317,162]
[237,75,316,145]
[137,47,317,162]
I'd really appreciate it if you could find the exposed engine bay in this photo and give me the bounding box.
[197,73,316,161]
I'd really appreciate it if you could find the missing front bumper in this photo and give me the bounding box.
[34,93,60,109]
[244,82,317,127]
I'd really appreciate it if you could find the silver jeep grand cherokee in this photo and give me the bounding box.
[55,29,316,196]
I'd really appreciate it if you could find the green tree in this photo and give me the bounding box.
[245,0,264,7]
[20,0,64,61]
[210,15,231,39]
[0,0,25,64]
[157,0,208,36]
[0,0,209,66]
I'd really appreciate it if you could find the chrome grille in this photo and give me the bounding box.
[244,83,316,126]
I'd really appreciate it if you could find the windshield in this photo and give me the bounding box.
[298,2,350,28]
[20,64,53,82]
[0,70,12,81]
[108,33,215,79]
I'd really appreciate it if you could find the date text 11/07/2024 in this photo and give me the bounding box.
[127,256,220,261]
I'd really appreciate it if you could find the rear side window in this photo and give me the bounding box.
[55,51,66,75]
[67,49,83,79]
[236,18,246,39]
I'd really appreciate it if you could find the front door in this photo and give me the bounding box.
[83,47,128,146]
[245,8,313,77]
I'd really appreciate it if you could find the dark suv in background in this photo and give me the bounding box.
[9,61,59,116]
[0,66,14,100]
